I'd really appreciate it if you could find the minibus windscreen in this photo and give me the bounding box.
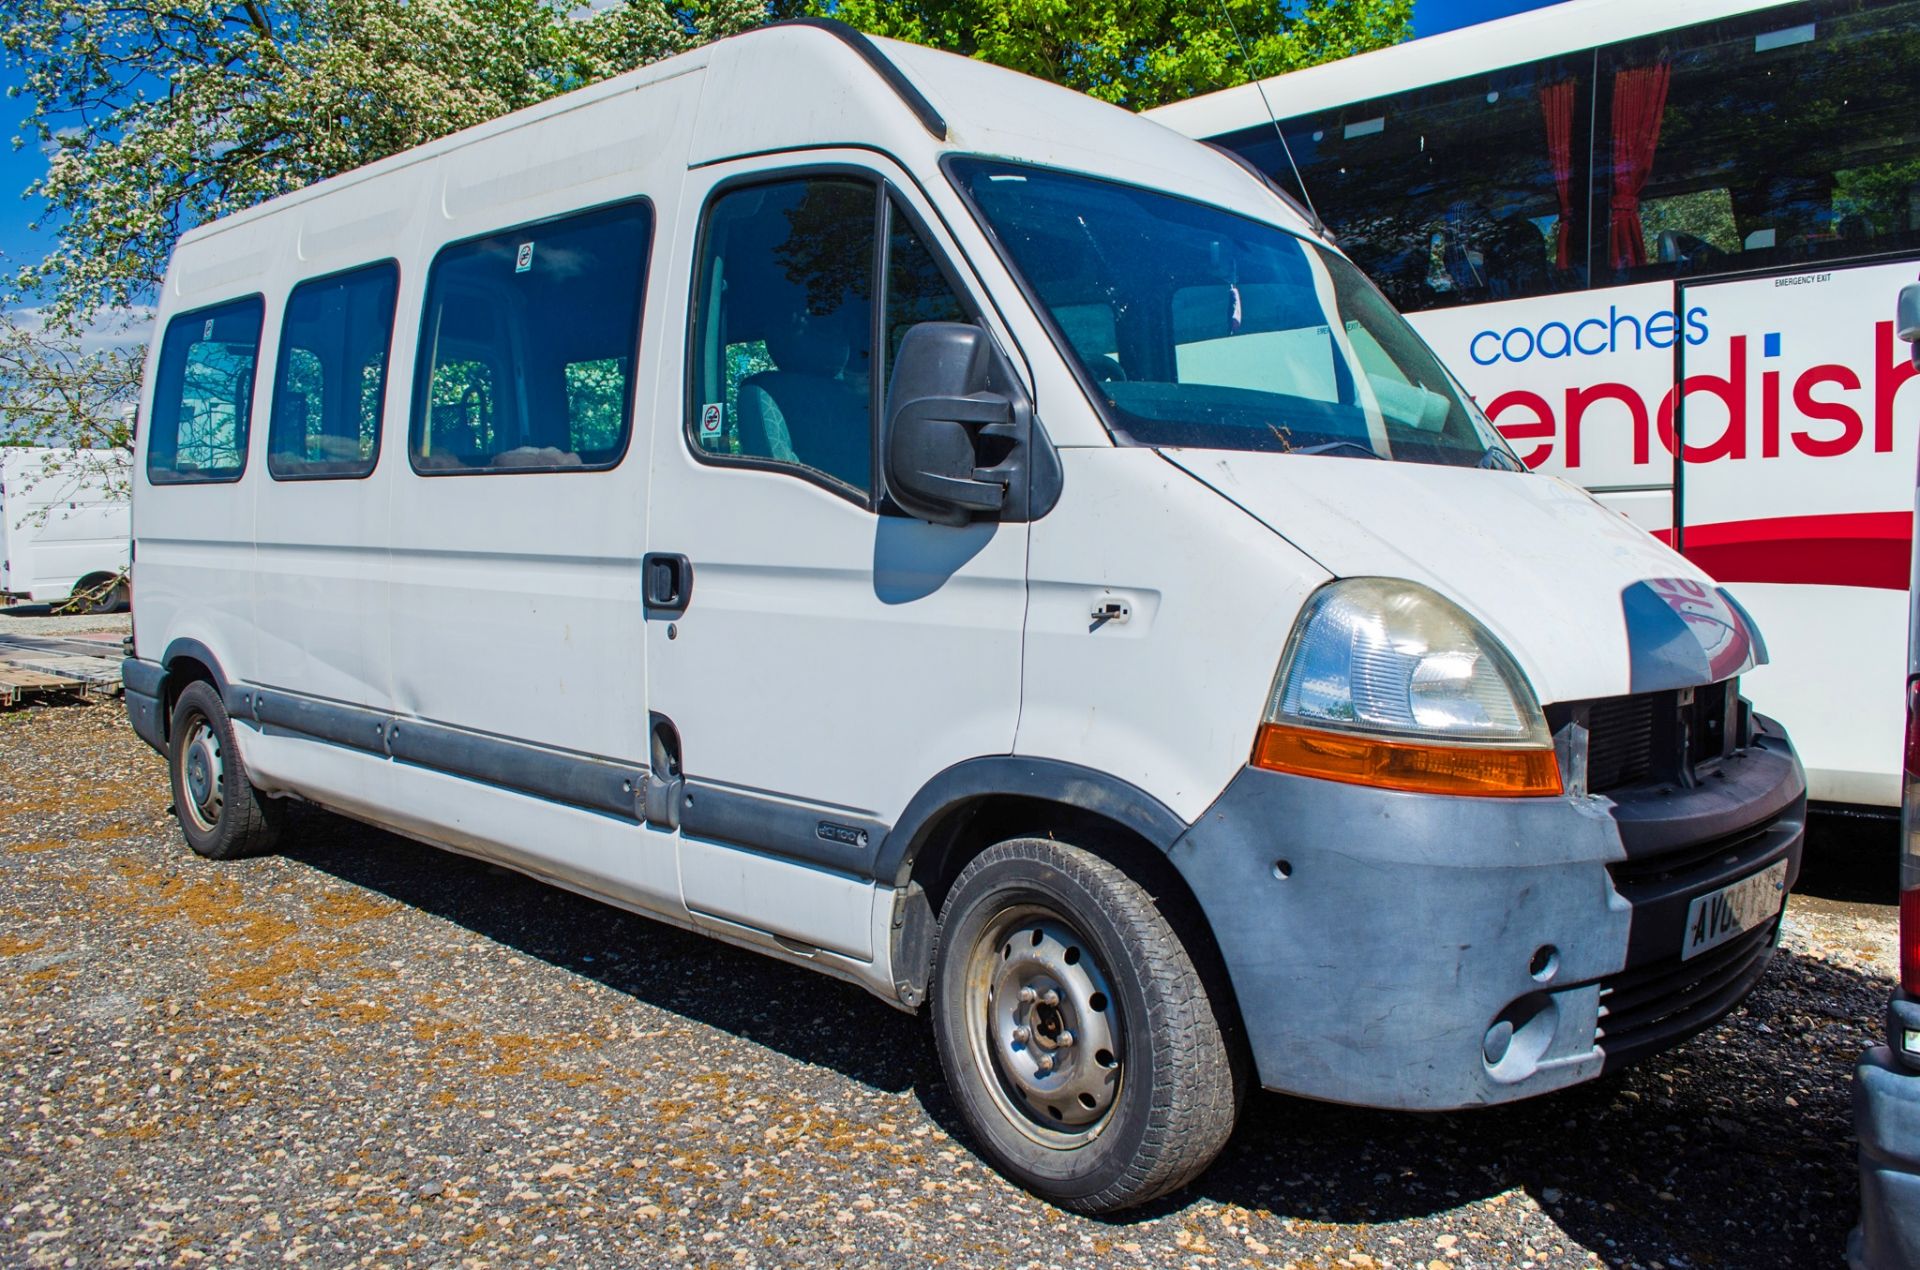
[948,158,1518,468]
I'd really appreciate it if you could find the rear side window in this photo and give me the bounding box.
[146,296,265,484]
[409,200,652,474]
[269,261,399,480]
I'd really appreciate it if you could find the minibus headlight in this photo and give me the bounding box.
[1253,578,1560,797]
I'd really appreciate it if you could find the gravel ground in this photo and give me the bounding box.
[0,700,1896,1269]
[0,603,132,639]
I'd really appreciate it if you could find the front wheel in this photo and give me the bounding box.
[931,838,1240,1212]
[167,680,284,860]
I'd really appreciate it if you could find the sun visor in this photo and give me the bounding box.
[1622,580,1766,694]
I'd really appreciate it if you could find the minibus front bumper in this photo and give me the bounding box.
[1851,991,1920,1269]
[1167,719,1804,1111]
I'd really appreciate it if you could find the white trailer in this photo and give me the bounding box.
[0,447,131,610]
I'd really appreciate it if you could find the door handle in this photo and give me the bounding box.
[643,553,693,618]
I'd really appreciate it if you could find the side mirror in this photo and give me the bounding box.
[1898,282,1920,370]
[883,322,1044,527]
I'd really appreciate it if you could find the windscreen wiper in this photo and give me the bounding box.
[1293,440,1382,459]
[1476,445,1524,472]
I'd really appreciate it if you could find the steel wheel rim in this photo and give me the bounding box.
[962,902,1124,1149]
[178,716,225,833]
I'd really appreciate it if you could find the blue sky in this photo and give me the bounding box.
[0,0,1560,305]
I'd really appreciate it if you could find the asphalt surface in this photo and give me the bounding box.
[0,698,1899,1269]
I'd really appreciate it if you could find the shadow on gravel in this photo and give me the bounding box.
[277,812,932,1097]
[281,810,1880,1269]
[1182,943,1878,1268]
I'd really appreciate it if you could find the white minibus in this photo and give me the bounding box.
[0,446,131,610]
[124,20,1807,1210]
[1150,0,1920,812]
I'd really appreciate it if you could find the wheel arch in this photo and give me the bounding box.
[878,757,1186,893]
[154,637,231,744]
[884,758,1247,1057]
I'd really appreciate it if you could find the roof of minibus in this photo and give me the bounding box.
[1146,0,1803,138]
[169,23,1306,257]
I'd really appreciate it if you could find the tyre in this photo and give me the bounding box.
[167,679,284,860]
[931,837,1240,1212]
[85,579,129,615]
[62,574,123,616]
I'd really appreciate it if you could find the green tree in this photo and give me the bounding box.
[6,0,1409,333]
[3,0,766,329]
[813,0,1411,110]
[0,312,140,457]
[0,312,141,546]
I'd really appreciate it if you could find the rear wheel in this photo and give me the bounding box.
[59,574,123,616]
[931,837,1239,1212]
[86,579,129,614]
[167,680,283,860]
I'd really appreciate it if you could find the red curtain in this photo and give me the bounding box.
[1608,63,1671,270]
[1538,80,1575,269]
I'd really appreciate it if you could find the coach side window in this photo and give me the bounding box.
[1223,54,1591,314]
[409,199,651,474]
[1597,0,1920,282]
[268,261,399,480]
[146,296,265,485]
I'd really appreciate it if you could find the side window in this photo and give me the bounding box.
[1597,0,1920,282]
[409,199,651,474]
[883,208,971,376]
[146,296,265,484]
[268,261,399,479]
[690,177,879,493]
[1220,52,1592,314]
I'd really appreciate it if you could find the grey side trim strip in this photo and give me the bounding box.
[229,684,646,823]
[235,684,390,754]
[389,716,646,822]
[226,683,893,859]
[681,780,889,876]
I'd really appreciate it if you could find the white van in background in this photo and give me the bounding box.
[123,20,1808,1211]
[0,447,132,611]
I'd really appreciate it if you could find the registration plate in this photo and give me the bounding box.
[1681,859,1789,961]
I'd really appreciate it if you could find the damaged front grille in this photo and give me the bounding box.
[1549,679,1741,796]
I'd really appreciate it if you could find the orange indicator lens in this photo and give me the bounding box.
[1251,722,1562,798]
